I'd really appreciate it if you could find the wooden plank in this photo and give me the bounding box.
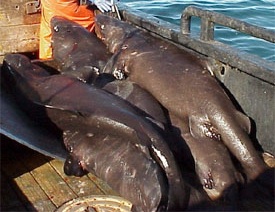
[50,159,105,197]
[0,24,39,55]
[1,136,122,211]
[0,24,39,41]
[26,160,77,207]
[0,0,40,26]
[1,139,57,211]
[0,56,4,63]
[13,172,57,211]
[0,39,39,55]
[0,0,40,58]
[46,146,118,196]
[0,173,27,211]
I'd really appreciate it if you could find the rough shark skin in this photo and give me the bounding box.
[1,53,189,211]
[95,14,268,201]
[50,17,168,130]
[102,79,169,130]
[50,16,112,84]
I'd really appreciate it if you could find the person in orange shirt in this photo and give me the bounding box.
[39,0,112,59]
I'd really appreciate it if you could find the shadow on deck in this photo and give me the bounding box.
[1,135,119,211]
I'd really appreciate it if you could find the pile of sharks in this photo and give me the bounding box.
[1,14,273,211]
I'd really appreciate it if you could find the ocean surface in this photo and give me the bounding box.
[122,0,275,62]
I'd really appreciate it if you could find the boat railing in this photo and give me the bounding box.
[119,4,275,154]
[181,6,275,43]
[120,5,275,83]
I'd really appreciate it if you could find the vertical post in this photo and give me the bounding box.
[200,18,214,41]
[181,12,191,35]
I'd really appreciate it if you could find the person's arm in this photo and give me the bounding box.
[80,0,112,12]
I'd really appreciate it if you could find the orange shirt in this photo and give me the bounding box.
[39,0,95,59]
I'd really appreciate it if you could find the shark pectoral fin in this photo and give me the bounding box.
[64,154,87,177]
[235,110,251,133]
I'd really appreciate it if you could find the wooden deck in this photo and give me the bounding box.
[1,134,274,211]
[0,135,122,211]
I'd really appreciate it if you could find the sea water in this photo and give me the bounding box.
[122,0,275,62]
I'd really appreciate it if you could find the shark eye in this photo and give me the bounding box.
[53,25,59,32]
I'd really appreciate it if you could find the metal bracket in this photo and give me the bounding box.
[25,0,41,14]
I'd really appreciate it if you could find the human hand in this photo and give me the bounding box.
[89,0,112,13]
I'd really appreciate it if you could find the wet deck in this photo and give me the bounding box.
[0,135,120,211]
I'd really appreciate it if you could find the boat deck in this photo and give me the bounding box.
[1,135,274,211]
[1,135,119,211]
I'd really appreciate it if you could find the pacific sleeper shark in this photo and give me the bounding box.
[1,53,189,211]
[94,14,269,203]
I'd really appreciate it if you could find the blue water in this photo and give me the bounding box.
[122,0,275,62]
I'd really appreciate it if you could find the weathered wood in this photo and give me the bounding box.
[0,0,40,60]
[14,172,57,211]
[0,25,39,58]
[50,156,118,197]
[0,0,40,26]
[1,138,57,211]
[0,24,39,54]
[1,24,39,42]
[1,136,121,211]
[27,160,77,207]
[50,160,105,197]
